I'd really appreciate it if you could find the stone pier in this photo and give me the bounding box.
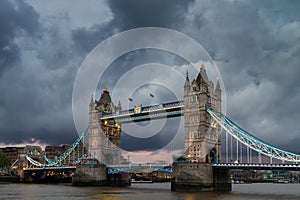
[72,164,107,186]
[171,163,231,191]
[72,164,130,186]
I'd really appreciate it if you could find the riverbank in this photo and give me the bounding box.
[0,175,20,183]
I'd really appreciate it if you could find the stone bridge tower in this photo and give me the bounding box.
[88,88,122,165]
[184,64,222,163]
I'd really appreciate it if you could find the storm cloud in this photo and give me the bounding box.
[0,0,300,158]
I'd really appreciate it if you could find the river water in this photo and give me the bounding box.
[0,182,300,200]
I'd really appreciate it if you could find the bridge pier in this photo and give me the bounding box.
[107,173,131,186]
[213,167,232,191]
[72,164,130,186]
[72,164,107,186]
[171,163,231,192]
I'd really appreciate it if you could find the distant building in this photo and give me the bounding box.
[23,145,43,155]
[2,143,87,168]
[0,147,23,165]
[1,145,43,168]
[44,143,86,164]
[45,144,69,160]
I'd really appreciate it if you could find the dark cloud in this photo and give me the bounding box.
[72,0,195,54]
[107,0,194,29]
[174,0,300,154]
[72,22,114,55]
[0,1,77,145]
[0,0,40,75]
[0,0,299,159]
[121,118,181,151]
[247,70,260,86]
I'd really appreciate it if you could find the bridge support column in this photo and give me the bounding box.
[171,163,231,191]
[72,164,107,186]
[107,173,131,186]
[213,167,232,191]
[72,164,131,186]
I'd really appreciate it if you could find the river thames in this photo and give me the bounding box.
[0,182,300,200]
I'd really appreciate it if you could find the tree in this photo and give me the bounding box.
[0,150,11,168]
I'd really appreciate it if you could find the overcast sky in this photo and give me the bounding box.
[0,0,300,159]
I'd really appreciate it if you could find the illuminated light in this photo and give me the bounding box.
[104,120,108,125]
[103,87,109,92]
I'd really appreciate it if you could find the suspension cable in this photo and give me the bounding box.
[206,106,300,163]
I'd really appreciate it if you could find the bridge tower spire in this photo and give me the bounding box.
[184,71,190,96]
[116,98,122,111]
[214,78,222,162]
[214,78,221,112]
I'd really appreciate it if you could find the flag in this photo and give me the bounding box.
[149,93,154,98]
[128,98,133,102]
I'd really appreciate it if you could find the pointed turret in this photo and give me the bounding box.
[185,71,190,85]
[214,78,221,97]
[196,63,209,84]
[89,94,95,112]
[97,87,113,112]
[184,71,191,95]
[214,77,222,114]
[89,93,98,122]
[90,94,94,106]
[116,99,122,111]
[214,77,222,100]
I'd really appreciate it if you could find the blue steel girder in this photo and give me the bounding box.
[107,168,129,174]
[213,163,300,170]
[206,107,300,163]
[26,127,89,167]
[101,100,184,123]
[26,99,300,167]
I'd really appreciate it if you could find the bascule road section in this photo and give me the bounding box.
[24,64,300,190]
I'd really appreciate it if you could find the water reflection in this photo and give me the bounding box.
[0,183,300,200]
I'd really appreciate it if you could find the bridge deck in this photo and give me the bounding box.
[213,163,300,171]
[24,166,76,171]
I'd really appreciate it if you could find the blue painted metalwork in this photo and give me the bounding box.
[107,168,129,174]
[26,127,89,167]
[26,100,300,169]
[101,100,184,123]
[206,106,300,163]
[213,163,300,171]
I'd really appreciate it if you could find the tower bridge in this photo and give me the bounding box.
[87,64,222,166]
[24,64,300,190]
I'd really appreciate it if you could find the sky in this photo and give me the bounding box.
[0,0,300,162]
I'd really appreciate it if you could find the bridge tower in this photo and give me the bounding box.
[172,64,230,191]
[88,88,121,165]
[184,64,222,163]
[73,88,131,186]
